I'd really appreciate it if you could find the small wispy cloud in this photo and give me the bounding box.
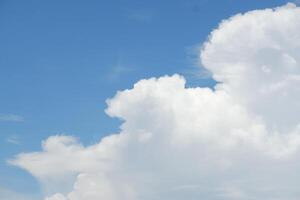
[127,10,154,22]
[106,55,135,82]
[107,65,134,81]
[0,114,24,122]
[6,135,21,145]
[181,43,213,80]
[182,66,213,80]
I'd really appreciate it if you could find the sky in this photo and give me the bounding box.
[1,0,299,199]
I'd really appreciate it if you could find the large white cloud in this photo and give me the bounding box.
[201,3,300,132]
[9,3,300,200]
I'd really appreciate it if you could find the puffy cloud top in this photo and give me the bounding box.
[10,3,300,200]
[201,3,300,132]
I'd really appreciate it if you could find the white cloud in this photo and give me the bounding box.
[7,135,21,145]
[9,3,300,200]
[106,64,134,82]
[0,114,24,122]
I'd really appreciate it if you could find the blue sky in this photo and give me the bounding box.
[0,0,292,198]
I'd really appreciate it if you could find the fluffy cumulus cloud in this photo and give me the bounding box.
[9,3,300,200]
